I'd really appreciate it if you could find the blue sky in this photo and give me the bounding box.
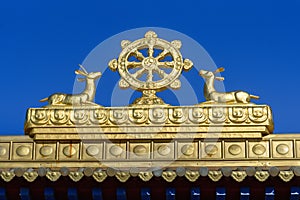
[0,0,300,134]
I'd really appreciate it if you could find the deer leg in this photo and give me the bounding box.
[83,101,99,106]
[199,100,215,105]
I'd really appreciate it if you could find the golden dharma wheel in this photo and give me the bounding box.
[109,31,193,92]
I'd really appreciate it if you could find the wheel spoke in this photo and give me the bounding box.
[155,49,169,60]
[133,49,145,60]
[154,67,168,78]
[148,45,154,57]
[132,68,146,79]
[127,61,142,69]
[147,70,153,82]
[158,61,174,68]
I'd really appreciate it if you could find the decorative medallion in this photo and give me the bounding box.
[63,145,77,157]
[0,171,15,182]
[115,171,130,182]
[23,171,38,182]
[254,171,269,182]
[208,171,222,182]
[162,171,177,182]
[109,145,124,157]
[252,144,266,156]
[231,171,247,182]
[205,144,218,156]
[157,144,171,156]
[39,146,54,157]
[16,145,31,157]
[138,172,153,182]
[276,144,290,155]
[0,146,7,156]
[133,145,148,156]
[185,170,200,182]
[278,171,294,182]
[46,171,61,182]
[181,144,195,156]
[93,171,107,182]
[86,145,100,156]
[69,171,84,182]
[228,144,242,156]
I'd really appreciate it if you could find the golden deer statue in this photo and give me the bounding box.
[199,67,259,103]
[40,65,102,106]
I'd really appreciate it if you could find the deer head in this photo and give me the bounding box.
[75,64,102,82]
[199,67,225,81]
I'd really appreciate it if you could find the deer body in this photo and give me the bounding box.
[40,65,102,106]
[200,68,259,103]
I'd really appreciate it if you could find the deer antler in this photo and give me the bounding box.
[214,67,225,74]
[215,77,225,81]
[78,64,88,74]
[75,70,87,76]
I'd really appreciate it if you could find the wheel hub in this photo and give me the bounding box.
[142,57,157,70]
